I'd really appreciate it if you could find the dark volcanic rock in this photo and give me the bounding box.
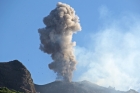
[34,80,138,93]
[0,60,36,93]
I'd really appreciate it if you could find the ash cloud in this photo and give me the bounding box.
[38,2,81,82]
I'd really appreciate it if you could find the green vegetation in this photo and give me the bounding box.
[0,87,23,93]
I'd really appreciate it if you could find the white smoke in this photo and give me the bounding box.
[75,12,140,91]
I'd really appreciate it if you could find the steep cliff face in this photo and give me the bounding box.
[0,60,36,93]
[34,80,138,93]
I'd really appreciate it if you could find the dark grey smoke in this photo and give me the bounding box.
[38,2,81,82]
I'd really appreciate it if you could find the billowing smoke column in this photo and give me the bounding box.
[38,2,81,82]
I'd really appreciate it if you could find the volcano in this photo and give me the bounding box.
[34,80,138,93]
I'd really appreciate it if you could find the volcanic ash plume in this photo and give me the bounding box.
[38,2,81,82]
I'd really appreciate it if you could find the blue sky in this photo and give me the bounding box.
[0,0,140,91]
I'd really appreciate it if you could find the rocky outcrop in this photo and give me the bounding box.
[34,80,138,93]
[0,60,36,93]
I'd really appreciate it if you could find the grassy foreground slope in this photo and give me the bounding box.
[0,87,23,93]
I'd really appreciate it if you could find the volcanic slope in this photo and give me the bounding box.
[34,80,138,93]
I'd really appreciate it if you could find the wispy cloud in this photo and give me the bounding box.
[75,10,140,91]
[98,5,110,19]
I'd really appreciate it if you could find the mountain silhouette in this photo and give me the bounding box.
[0,60,138,93]
[35,80,138,93]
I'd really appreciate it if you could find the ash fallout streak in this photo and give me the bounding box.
[38,2,81,82]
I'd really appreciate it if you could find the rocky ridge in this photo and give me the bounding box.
[0,60,36,93]
[35,80,138,93]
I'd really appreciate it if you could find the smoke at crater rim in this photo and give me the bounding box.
[38,2,81,82]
